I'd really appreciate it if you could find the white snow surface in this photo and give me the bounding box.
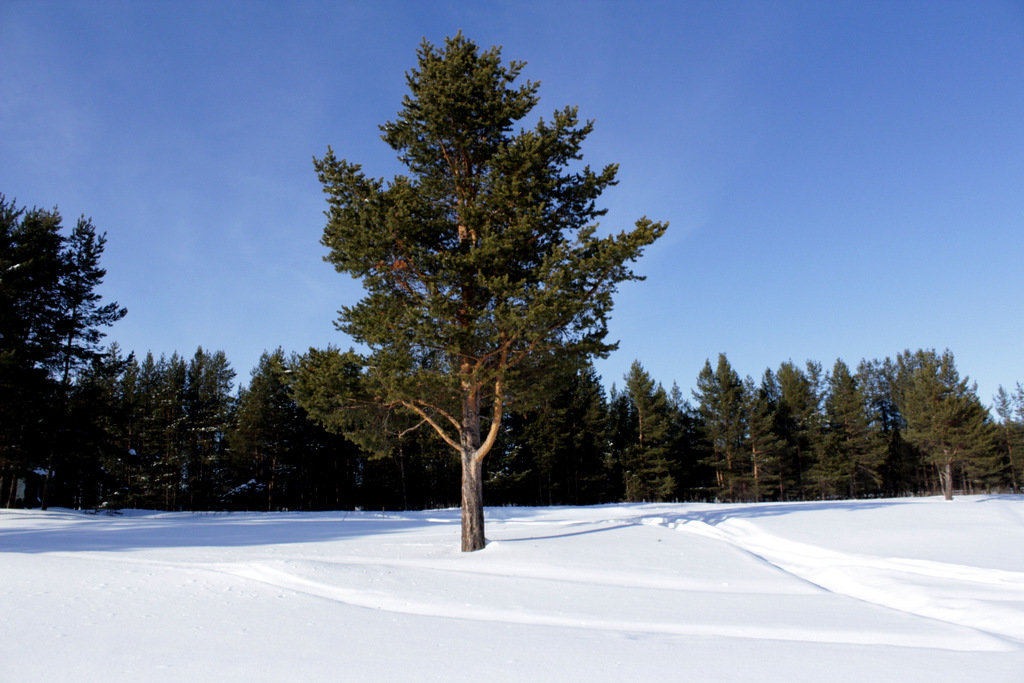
[3,496,1023,681]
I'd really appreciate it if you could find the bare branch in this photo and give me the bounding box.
[400,400,461,452]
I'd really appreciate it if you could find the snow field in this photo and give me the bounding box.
[2,496,1023,681]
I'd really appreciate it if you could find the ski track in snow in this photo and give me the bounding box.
[648,514,1024,647]
[211,560,983,650]
[57,544,1008,653]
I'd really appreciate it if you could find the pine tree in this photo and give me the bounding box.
[666,384,706,501]
[53,217,127,386]
[775,361,824,501]
[619,361,675,502]
[744,370,786,502]
[1,198,63,506]
[693,354,747,501]
[858,357,919,496]
[898,349,992,500]
[993,384,1024,491]
[183,348,235,509]
[0,197,125,508]
[484,360,608,506]
[230,349,302,510]
[564,363,614,504]
[813,359,880,499]
[304,34,665,550]
[63,345,132,508]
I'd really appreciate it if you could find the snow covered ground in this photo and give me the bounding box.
[2,496,1023,681]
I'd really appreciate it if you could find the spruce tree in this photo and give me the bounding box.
[304,34,665,550]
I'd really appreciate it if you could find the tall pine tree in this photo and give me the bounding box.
[304,35,665,550]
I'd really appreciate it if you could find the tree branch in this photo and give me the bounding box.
[400,400,461,452]
[473,343,509,463]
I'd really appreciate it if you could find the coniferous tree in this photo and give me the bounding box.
[229,349,303,510]
[559,362,612,504]
[744,370,786,502]
[113,351,156,507]
[304,34,665,550]
[42,217,127,507]
[993,384,1024,491]
[666,384,707,501]
[183,348,235,508]
[857,357,918,496]
[619,361,675,502]
[898,349,992,500]
[487,360,609,506]
[693,354,747,501]
[64,345,132,508]
[0,197,125,508]
[812,359,880,499]
[141,352,189,508]
[775,361,824,501]
[1,199,63,506]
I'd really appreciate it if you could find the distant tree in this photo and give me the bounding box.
[1,198,62,506]
[744,370,786,502]
[52,217,127,386]
[230,349,305,510]
[993,384,1024,491]
[617,361,675,502]
[560,363,613,504]
[857,357,919,496]
[693,354,747,501]
[812,359,880,499]
[183,348,235,508]
[665,384,707,501]
[775,361,824,500]
[487,360,609,506]
[153,353,189,508]
[305,34,665,550]
[898,350,992,500]
[62,345,132,508]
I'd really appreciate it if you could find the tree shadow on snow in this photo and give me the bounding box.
[0,509,459,554]
[660,499,918,528]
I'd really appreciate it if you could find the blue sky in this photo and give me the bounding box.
[2,1,1022,404]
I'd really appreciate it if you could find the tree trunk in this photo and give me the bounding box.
[461,451,485,551]
[460,387,486,552]
[40,462,53,510]
[943,457,953,501]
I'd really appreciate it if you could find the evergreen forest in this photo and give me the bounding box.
[3,196,1022,511]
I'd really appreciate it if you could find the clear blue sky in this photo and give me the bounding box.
[2,1,1022,405]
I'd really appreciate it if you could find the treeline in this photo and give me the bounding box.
[4,342,1023,512]
[4,195,1023,510]
[490,352,1024,506]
